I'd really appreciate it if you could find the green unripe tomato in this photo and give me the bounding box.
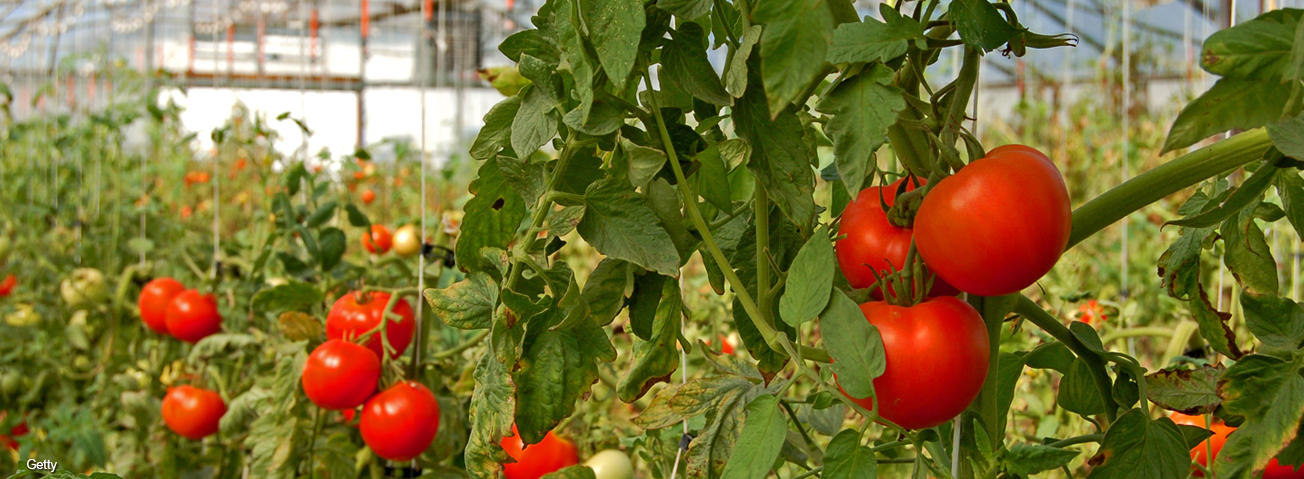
[585,450,634,479]
[61,268,109,309]
[1,370,20,394]
[5,304,41,327]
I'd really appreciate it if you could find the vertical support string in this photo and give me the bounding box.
[212,0,221,283]
[410,0,432,389]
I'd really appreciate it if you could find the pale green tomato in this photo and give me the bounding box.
[61,268,109,309]
[585,450,634,479]
[5,304,41,327]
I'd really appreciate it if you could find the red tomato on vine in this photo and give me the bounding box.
[302,339,381,410]
[359,381,441,461]
[363,225,392,254]
[0,274,15,297]
[326,291,415,359]
[914,145,1071,297]
[501,425,580,479]
[839,296,989,430]
[138,277,185,334]
[836,179,957,298]
[162,385,226,440]
[165,290,222,343]
[361,189,376,205]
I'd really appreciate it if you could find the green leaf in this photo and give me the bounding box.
[317,227,346,271]
[499,29,560,64]
[779,228,835,327]
[720,395,788,479]
[753,0,834,115]
[577,178,681,276]
[464,353,515,479]
[511,85,559,158]
[277,311,323,341]
[1024,342,1075,375]
[827,5,923,64]
[343,203,370,228]
[471,97,522,161]
[1085,409,1190,479]
[1291,17,1304,81]
[628,272,669,340]
[1241,293,1304,357]
[663,23,733,106]
[497,155,547,208]
[618,279,683,402]
[1003,443,1079,476]
[581,258,632,326]
[621,138,668,190]
[820,290,884,399]
[1163,78,1293,153]
[512,310,617,445]
[425,272,499,330]
[304,201,337,228]
[949,0,1022,53]
[1269,115,1304,160]
[734,56,817,230]
[582,0,644,91]
[656,0,711,19]
[1221,200,1279,295]
[691,140,743,211]
[634,375,761,429]
[458,158,528,276]
[1145,365,1225,415]
[556,0,595,123]
[816,64,903,196]
[1059,358,1108,417]
[1201,9,1303,81]
[823,429,877,479]
[725,26,763,98]
[541,465,598,479]
[252,281,324,314]
[1277,170,1304,237]
[1165,159,1280,229]
[1190,291,1245,359]
[1213,352,1304,479]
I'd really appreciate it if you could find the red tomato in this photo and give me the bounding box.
[836,179,957,298]
[341,408,357,424]
[165,290,223,344]
[360,381,441,461]
[302,339,382,410]
[914,145,1071,297]
[326,291,415,359]
[361,189,376,205]
[363,225,392,254]
[138,277,185,334]
[161,385,226,440]
[1170,413,1304,478]
[839,296,989,429]
[180,205,193,219]
[0,274,16,297]
[501,424,581,479]
[1077,299,1108,325]
[0,417,27,451]
[718,334,734,355]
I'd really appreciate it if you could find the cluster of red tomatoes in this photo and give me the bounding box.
[834,145,1072,430]
[0,411,28,451]
[304,291,440,461]
[1170,413,1304,478]
[361,224,427,258]
[138,277,229,439]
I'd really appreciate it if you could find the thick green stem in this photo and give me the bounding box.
[1068,128,1272,249]
[643,67,830,363]
[757,188,773,323]
[504,135,580,291]
[1014,295,1117,424]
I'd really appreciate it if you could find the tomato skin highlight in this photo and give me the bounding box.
[165,290,223,343]
[326,291,416,359]
[162,385,226,440]
[138,277,185,334]
[836,179,957,298]
[914,145,1071,297]
[359,381,441,461]
[501,425,581,479]
[0,274,16,297]
[302,339,382,410]
[363,224,392,254]
[840,296,989,430]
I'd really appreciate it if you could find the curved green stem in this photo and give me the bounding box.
[1068,128,1272,249]
[1014,295,1117,424]
[1047,433,1104,448]
[429,330,490,361]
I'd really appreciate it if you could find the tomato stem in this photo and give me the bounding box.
[1067,128,1272,249]
[1013,295,1117,425]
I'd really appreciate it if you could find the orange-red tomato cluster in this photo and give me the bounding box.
[834,145,1069,430]
[138,277,226,440]
[1170,412,1304,478]
[184,171,212,188]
